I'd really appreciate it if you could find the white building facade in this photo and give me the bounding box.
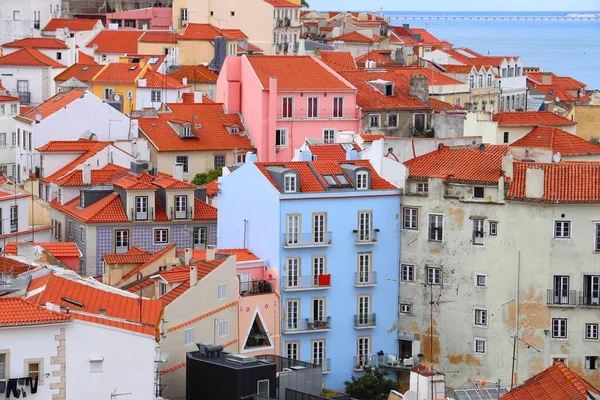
[0,0,61,44]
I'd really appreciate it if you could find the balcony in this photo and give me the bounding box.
[354,313,376,329]
[277,108,361,121]
[579,291,600,307]
[283,275,331,291]
[354,272,377,287]
[354,229,379,245]
[130,207,154,221]
[10,91,30,104]
[353,355,375,371]
[170,206,193,220]
[240,279,276,297]
[283,316,331,334]
[547,289,577,306]
[283,232,332,248]
[320,358,331,374]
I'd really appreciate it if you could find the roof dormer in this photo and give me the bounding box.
[265,166,300,193]
[367,79,394,96]
[226,124,241,134]
[341,164,371,190]
[168,119,196,138]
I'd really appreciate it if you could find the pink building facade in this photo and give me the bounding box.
[217,55,361,162]
[106,7,172,30]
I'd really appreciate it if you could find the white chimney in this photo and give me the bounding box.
[173,163,184,181]
[206,246,216,261]
[82,164,91,184]
[193,91,203,103]
[182,77,188,85]
[138,78,147,88]
[525,167,544,199]
[502,154,514,181]
[189,265,198,287]
[184,248,192,265]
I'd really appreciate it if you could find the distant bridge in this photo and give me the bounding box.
[388,15,599,21]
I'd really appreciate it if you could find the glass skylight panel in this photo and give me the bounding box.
[323,175,337,186]
[335,174,349,185]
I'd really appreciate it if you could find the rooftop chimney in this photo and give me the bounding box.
[525,167,544,199]
[190,265,198,287]
[409,74,429,104]
[206,246,216,261]
[502,154,514,181]
[184,248,192,265]
[173,163,184,181]
[182,77,188,86]
[82,164,91,184]
[193,91,203,103]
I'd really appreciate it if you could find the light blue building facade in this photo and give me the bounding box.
[218,152,402,390]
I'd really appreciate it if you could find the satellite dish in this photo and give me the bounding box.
[403,390,418,400]
[555,96,560,103]
[35,114,42,122]
[553,107,558,113]
[553,152,561,163]
[92,43,98,50]
[113,94,121,102]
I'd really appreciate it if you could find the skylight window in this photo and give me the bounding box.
[148,57,160,64]
[336,174,349,185]
[81,66,89,71]
[128,66,137,71]
[323,175,337,186]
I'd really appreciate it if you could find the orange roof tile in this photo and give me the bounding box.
[39,141,113,184]
[0,297,71,327]
[54,63,103,82]
[331,31,379,43]
[177,248,260,262]
[246,55,354,91]
[404,144,508,185]
[0,48,65,68]
[492,111,576,127]
[0,256,35,276]
[203,179,219,197]
[93,62,145,84]
[121,244,176,281]
[2,37,68,49]
[179,24,248,41]
[0,95,21,102]
[256,160,396,193]
[139,31,178,43]
[43,18,100,32]
[195,198,217,220]
[247,43,264,54]
[408,28,448,46]
[168,65,218,83]
[138,103,254,152]
[390,67,464,86]
[339,70,429,111]
[140,67,190,89]
[78,51,96,65]
[441,64,473,74]
[27,273,163,337]
[554,76,586,90]
[158,260,225,305]
[4,242,81,258]
[507,161,600,203]
[530,83,578,102]
[308,143,361,161]
[58,193,129,223]
[86,30,144,53]
[429,98,464,112]
[510,126,600,156]
[152,175,197,189]
[113,174,156,190]
[263,0,301,7]
[359,133,385,142]
[53,164,129,186]
[501,361,600,400]
[20,89,86,121]
[355,50,393,65]
[469,55,516,68]
[103,246,151,264]
[319,51,357,72]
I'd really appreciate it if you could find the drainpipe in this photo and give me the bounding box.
[514,249,521,385]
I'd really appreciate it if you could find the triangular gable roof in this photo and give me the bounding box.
[510,126,600,156]
[0,48,65,68]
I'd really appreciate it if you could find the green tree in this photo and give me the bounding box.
[192,168,222,186]
[344,366,397,400]
[590,136,600,145]
[301,0,309,8]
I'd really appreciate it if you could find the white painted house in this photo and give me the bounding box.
[0,94,21,179]
[41,18,104,49]
[1,37,78,69]
[0,187,52,244]
[0,0,61,45]
[13,88,136,183]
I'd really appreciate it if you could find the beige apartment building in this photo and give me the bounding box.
[399,143,600,389]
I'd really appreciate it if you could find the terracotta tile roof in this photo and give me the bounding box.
[167,300,237,332]
[179,24,248,41]
[0,256,35,276]
[339,70,429,111]
[203,179,219,197]
[103,246,151,264]
[455,47,483,57]
[404,144,508,185]
[53,164,129,186]
[256,160,396,193]
[492,111,576,127]
[530,83,578,102]
[390,26,411,37]
[510,126,600,156]
[247,43,264,53]
[0,189,29,201]
[93,62,145,84]
[27,272,163,337]
[390,67,464,86]
[429,98,464,112]
[78,51,96,65]
[331,31,380,43]
[554,76,586,90]
[2,37,68,49]
[86,30,144,53]
[121,244,176,281]
[441,64,473,74]
[176,248,260,262]
[36,138,105,153]
[139,31,178,43]
[195,198,217,220]
[140,67,190,89]
[138,103,254,152]
[0,297,71,327]
[408,28,448,46]
[4,242,81,258]
[501,361,600,399]
[20,89,86,121]
[319,51,357,72]
[39,141,113,184]
[0,95,21,102]
[168,65,219,83]
[152,175,197,189]
[158,259,225,305]
[355,50,393,65]
[125,53,166,67]
[506,161,600,203]
[263,0,301,7]
[246,55,354,91]
[58,193,129,223]
[54,63,104,82]
[307,143,361,161]
[43,18,100,32]
[359,133,385,142]
[113,174,156,190]
[469,56,516,68]
[0,48,65,68]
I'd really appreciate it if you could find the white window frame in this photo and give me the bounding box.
[154,228,169,244]
[213,154,226,169]
[332,96,344,118]
[473,218,484,246]
[323,128,335,144]
[476,274,487,287]
[307,97,319,119]
[286,299,299,330]
[403,207,418,230]
[217,283,227,300]
[387,113,399,127]
[416,182,429,193]
[0,133,5,147]
[474,309,487,326]
[399,303,412,314]
[184,327,194,345]
[175,155,188,173]
[286,341,299,360]
[218,320,229,337]
[427,266,441,285]
[473,186,485,199]
[428,214,444,242]
[489,221,498,236]
[311,339,325,367]
[151,90,161,102]
[257,379,270,397]
[283,173,297,193]
[554,220,571,239]
[474,338,487,354]
[276,128,288,147]
[356,171,369,190]
[586,356,599,370]
[401,264,414,282]
[586,323,599,340]
[282,97,294,119]
[357,252,372,285]
[357,210,372,242]
[368,114,380,128]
